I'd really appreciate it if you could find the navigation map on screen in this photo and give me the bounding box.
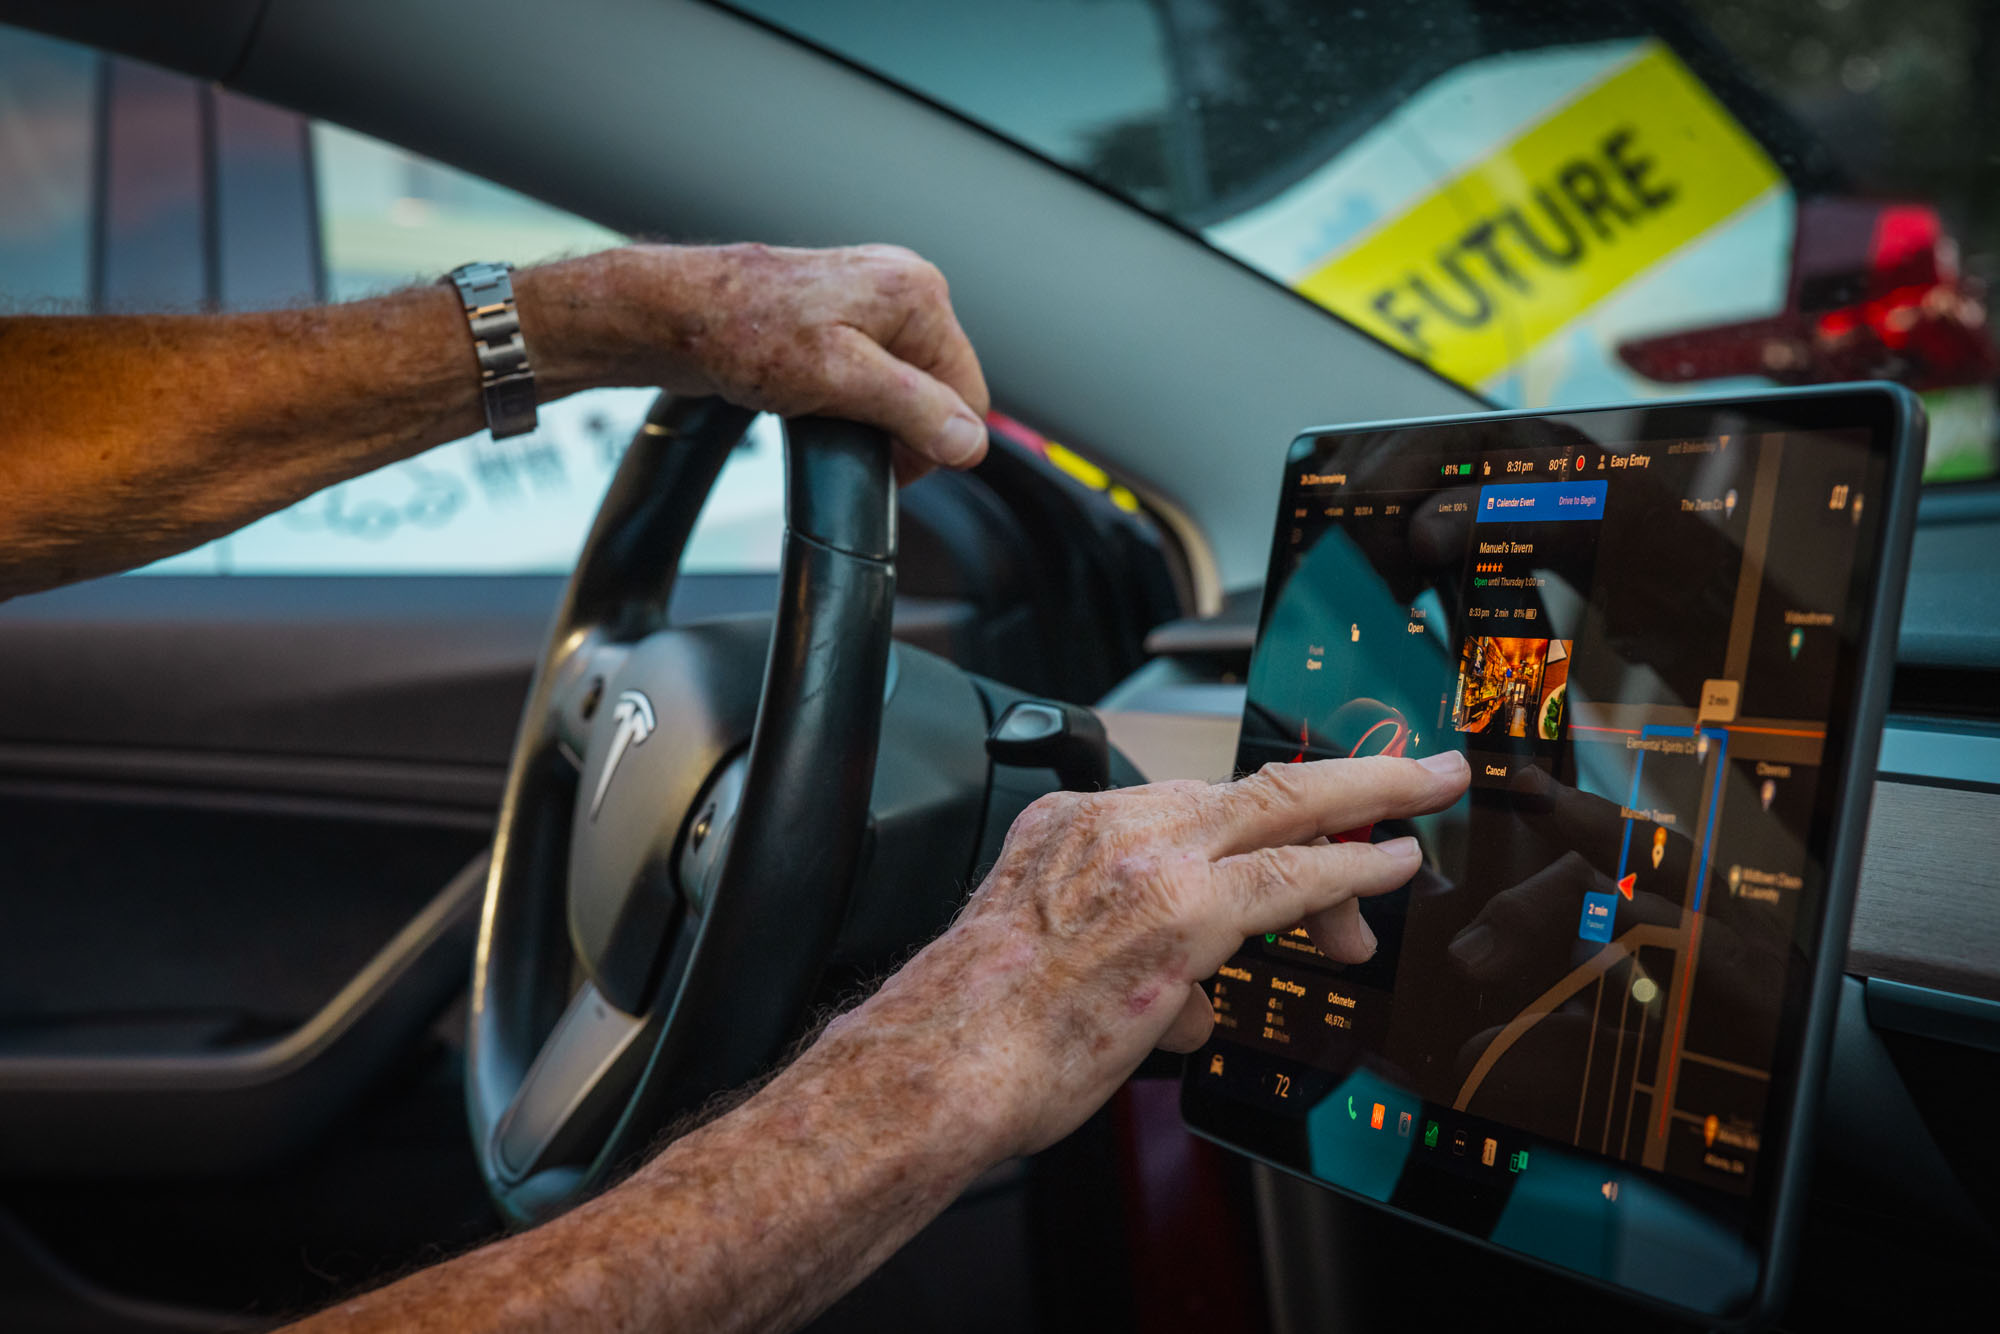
[1194,407,1887,1227]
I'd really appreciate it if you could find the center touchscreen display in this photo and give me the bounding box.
[1182,390,1913,1320]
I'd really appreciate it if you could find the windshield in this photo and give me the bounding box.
[731,0,2000,484]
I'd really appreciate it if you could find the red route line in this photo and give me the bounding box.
[1723,724,1826,738]
[1659,902,1704,1138]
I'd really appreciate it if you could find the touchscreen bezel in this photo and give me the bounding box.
[1180,384,1923,1326]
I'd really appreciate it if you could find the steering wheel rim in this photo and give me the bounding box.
[468,395,897,1224]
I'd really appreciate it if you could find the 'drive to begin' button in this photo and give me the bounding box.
[1477,480,1607,522]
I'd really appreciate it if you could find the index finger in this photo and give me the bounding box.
[870,260,990,429]
[1210,753,1469,857]
[903,297,990,425]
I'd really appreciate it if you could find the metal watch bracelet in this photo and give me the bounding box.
[444,260,538,440]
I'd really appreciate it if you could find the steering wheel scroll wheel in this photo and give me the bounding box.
[469,397,896,1223]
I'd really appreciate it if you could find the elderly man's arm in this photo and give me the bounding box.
[0,243,989,598]
[285,752,1470,1334]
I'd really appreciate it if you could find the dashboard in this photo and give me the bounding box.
[1105,686,2000,1325]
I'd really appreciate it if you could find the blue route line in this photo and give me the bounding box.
[1616,724,1727,912]
[1693,729,1728,912]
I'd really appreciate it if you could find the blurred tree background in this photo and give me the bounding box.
[1078,0,2000,286]
[1686,0,2000,282]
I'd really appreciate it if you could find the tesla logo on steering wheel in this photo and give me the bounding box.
[589,689,656,820]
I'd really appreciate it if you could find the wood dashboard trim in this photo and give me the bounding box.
[1851,780,2000,1002]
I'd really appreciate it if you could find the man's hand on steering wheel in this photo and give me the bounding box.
[88,228,1479,1331]
[528,242,992,485]
[0,242,991,599]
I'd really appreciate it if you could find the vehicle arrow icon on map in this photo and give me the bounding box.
[1617,873,1637,901]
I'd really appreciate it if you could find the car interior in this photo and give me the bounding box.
[0,2,1995,1331]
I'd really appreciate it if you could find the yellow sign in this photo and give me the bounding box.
[1295,43,1781,387]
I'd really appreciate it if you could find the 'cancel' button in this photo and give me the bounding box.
[1468,752,1554,791]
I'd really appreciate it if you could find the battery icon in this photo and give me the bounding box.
[1458,463,1473,475]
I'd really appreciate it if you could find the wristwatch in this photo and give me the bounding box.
[443,260,538,439]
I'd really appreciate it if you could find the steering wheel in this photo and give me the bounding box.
[467,397,896,1223]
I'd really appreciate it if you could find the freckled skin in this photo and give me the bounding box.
[0,243,990,600]
[2,236,1472,1332]
[271,754,1464,1334]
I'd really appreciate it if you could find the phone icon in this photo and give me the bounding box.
[1347,1095,1358,1121]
